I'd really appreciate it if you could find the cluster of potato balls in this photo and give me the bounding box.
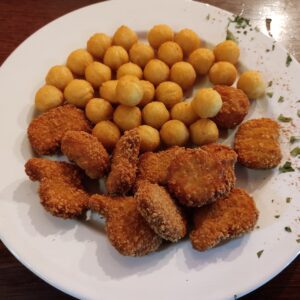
[34,24,266,152]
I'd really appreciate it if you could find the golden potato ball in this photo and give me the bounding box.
[189,119,219,146]
[237,70,265,99]
[85,62,111,88]
[188,48,215,75]
[45,65,74,90]
[64,79,94,108]
[87,33,112,59]
[112,25,138,51]
[157,41,183,66]
[116,75,144,106]
[143,59,170,86]
[147,24,174,49]
[174,28,201,56]
[208,61,237,86]
[170,61,196,90]
[66,49,93,76]
[142,101,170,129]
[129,43,155,68]
[35,85,64,112]
[155,81,183,109]
[214,40,240,65]
[113,104,142,131]
[139,80,155,107]
[116,62,143,79]
[192,88,222,118]
[92,120,121,151]
[99,80,118,104]
[103,46,129,70]
[160,120,189,146]
[137,125,160,152]
[171,101,198,126]
[85,98,113,124]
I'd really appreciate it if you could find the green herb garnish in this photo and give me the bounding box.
[290,136,300,143]
[278,96,284,103]
[257,250,264,258]
[286,197,292,203]
[254,26,260,32]
[297,239,300,243]
[285,226,292,232]
[291,147,300,157]
[266,49,270,52]
[286,53,292,67]
[266,92,273,98]
[272,43,275,51]
[297,110,300,118]
[279,161,295,173]
[226,30,237,42]
[206,14,210,20]
[274,215,280,218]
[278,114,292,122]
[268,81,273,87]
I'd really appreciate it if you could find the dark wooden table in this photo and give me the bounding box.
[0,0,299,299]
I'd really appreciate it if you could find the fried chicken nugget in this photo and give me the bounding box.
[106,129,140,195]
[168,148,233,207]
[136,146,186,186]
[89,194,162,256]
[234,118,282,169]
[25,158,89,218]
[135,180,187,242]
[201,143,237,189]
[190,188,259,251]
[61,131,109,179]
[212,85,250,129]
[28,104,91,155]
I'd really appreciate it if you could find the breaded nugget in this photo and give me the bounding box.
[212,85,250,129]
[106,129,140,195]
[201,143,237,189]
[190,188,259,251]
[135,180,187,242]
[136,146,186,186]
[28,104,91,155]
[234,118,281,169]
[89,194,162,256]
[168,149,233,207]
[61,131,109,179]
[25,158,88,218]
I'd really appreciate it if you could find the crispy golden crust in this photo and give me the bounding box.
[61,131,109,179]
[190,188,259,251]
[136,146,186,186]
[234,118,282,169]
[106,129,140,195]
[25,158,88,218]
[212,85,250,129]
[167,149,233,207]
[27,104,91,155]
[135,181,187,242]
[89,194,162,256]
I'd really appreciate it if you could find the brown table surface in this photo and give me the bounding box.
[1,0,299,299]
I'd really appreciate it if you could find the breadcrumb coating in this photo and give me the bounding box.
[61,131,109,179]
[135,180,187,242]
[106,129,140,195]
[25,158,88,218]
[168,148,233,207]
[234,118,282,169]
[136,146,186,186]
[190,188,259,251]
[27,104,91,155]
[212,85,250,129]
[89,194,162,256]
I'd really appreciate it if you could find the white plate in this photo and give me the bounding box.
[0,0,299,299]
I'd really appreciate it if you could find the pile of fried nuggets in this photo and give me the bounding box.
[25,104,282,256]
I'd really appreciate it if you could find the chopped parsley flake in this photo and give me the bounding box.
[274,215,280,218]
[268,81,273,87]
[278,114,292,122]
[290,136,300,143]
[279,161,295,173]
[254,26,260,32]
[206,14,210,20]
[286,53,292,67]
[297,110,300,118]
[278,96,284,103]
[297,239,300,243]
[266,92,273,98]
[272,43,275,51]
[257,250,264,258]
[226,30,237,43]
[243,31,247,35]
[286,197,292,203]
[266,49,270,52]
[285,226,292,232]
[297,100,300,103]
[290,147,300,157]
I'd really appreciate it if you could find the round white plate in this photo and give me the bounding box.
[0,0,299,299]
